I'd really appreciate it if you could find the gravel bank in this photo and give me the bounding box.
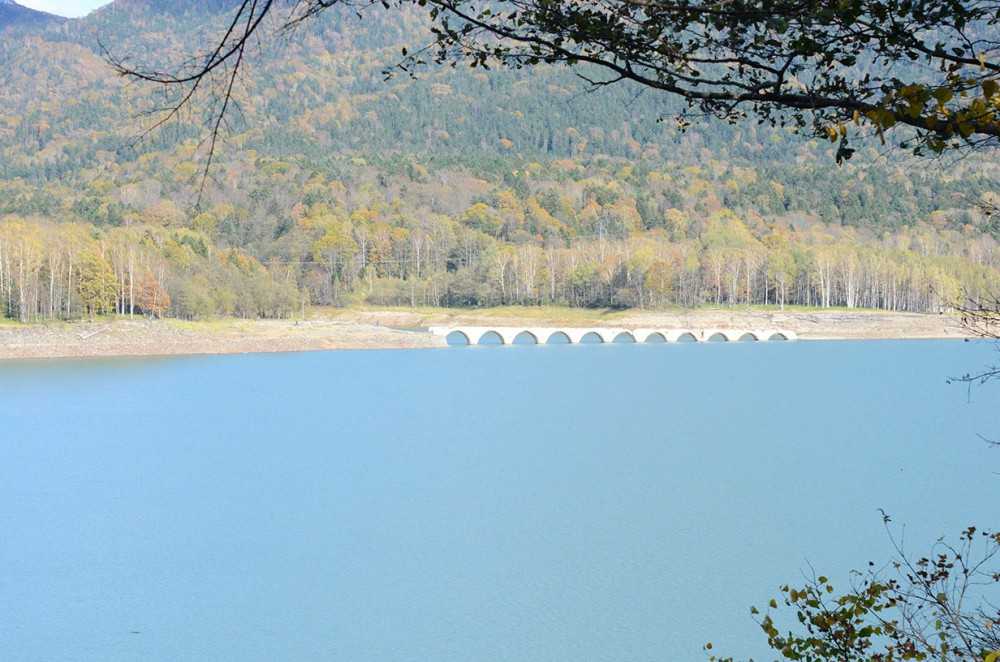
[0,309,966,361]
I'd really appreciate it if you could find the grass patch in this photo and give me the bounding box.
[757,304,909,314]
[462,306,632,323]
[0,317,88,329]
[331,304,636,325]
[157,317,257,333]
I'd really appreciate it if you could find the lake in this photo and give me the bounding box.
[1,339,996,660]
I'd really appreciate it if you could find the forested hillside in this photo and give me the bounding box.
[0,0,998,321]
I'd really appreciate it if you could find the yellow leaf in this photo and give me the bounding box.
[932,87,953,111]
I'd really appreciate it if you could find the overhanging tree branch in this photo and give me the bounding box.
[107,0,1000,172]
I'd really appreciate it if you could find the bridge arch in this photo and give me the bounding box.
[578,331,604,344]
[545,331,571,344]
[512,330,539,345]
[612,331,636,344]
[705,331,730,342]
[663,330,695,342]
[641,331,667,343]
[738,332,759,342]
[446,330,471,346]
[477,330,504,345]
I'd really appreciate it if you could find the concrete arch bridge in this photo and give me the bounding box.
[430,326,797,345]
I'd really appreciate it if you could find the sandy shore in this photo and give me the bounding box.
[0,308,969,361]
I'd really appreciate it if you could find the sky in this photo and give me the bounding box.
[17,0,108,18]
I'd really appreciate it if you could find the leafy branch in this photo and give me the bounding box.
[106,0,1000,174]
[707,525,1000,661]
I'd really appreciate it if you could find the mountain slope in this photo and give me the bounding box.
[0,0,66,30]
[0,0,995,233]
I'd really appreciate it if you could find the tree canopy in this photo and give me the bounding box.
[112,0,1000,161]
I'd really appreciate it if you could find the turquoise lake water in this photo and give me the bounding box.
[1,339,997,660]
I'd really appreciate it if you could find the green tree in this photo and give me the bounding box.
[566,261,602,307]
[191,212,219,238]
[461,203,505,237]
[311,220,358,304]
[643,259,674,307]
[75,251,117,316]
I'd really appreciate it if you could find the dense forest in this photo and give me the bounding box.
[1,0,999,321]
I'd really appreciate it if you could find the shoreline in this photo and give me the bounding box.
[0,308,970,361]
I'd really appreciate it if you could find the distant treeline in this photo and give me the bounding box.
[0,222,298,322]
[2,158,998,321]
